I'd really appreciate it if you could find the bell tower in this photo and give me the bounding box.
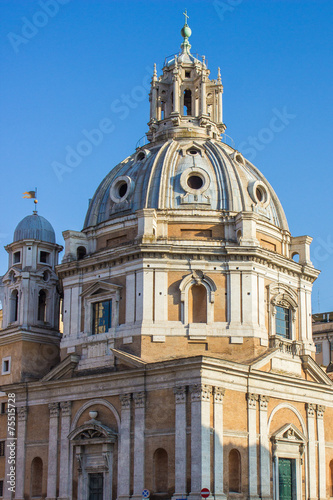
[0,211,63,383]
[147,14,226,143]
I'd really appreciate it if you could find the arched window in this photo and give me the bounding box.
[38,290,47,322]
[153,448,168,493]
[77,246,87,260]
[31,457,43,497]
[330,460,333,496]
[184,89,192,115]
[229,449,241,493]
[10,290,18,323]
[275,306,290,339]
[188,284,207,323]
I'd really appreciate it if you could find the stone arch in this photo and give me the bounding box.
[70,398,120,432]
[179,271,216,324]
[228,448,241,492]
[267,403,307,437]
[31,457,43,497]
[153,448,168,493]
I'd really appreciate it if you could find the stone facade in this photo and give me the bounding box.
[0,16,332,500]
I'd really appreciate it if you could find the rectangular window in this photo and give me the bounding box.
[315,343,322,354]
[13,251,21,264]
[1,358,11,375]
[39,251,50,264]
[275,306,290,339]
[0,479,3,497]
[0,442,5,457]
[92,300,112,335]
[0,403,6,414]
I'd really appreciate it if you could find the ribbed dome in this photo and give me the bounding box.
[84,139,288,231]
[14,213,56,243]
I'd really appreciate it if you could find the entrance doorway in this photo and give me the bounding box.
[88,473,103,500]
[279,459,295,500]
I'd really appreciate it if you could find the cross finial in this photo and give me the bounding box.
[183,9,189,25]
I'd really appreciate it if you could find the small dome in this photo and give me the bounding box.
[14,213,56,244]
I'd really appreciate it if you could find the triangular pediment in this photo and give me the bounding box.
[272,423,307,443]
[80,281,122,299]
[42,354,80,381]
[301,354,333,386]
[111,348,147,368]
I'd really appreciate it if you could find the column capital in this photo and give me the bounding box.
[133,391,145,409]
[306,402,316,417]
[48,402,60,418]
[17,406,28,422]
[316,405,326,419]
[259,395,270,410]
[213,386,225,403]
[247,393,258,409]
[174,386,186,404]
[60,401,72,417]
[190,384,212,402]
[120,393,131,410]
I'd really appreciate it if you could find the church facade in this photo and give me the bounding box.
[0,18,332,500]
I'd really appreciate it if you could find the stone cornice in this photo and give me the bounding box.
[56,241,319,283]
[0,328,61,346]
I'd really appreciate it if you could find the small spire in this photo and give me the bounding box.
[152,63,157,82]
[217,67,222,83]
[180,10,192,53]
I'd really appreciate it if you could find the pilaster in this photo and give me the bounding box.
[118,394,132,500]
[58,401,72,500]
[14,406,28,500]
[259,395,270,500]
[306,403,317,500]
[132,391,146,500]
[213,387,226,500]
[189,384,212,499]
[316,405,326,500]
[46,403,60,500]
[247,393,259,500]
[173,386,187,499]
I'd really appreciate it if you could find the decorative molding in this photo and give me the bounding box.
[60,401,72,417]
[316,405,325,419]
[17,406,28,422]
[306,403,316,417]
[119,393,131,410]
[259,395,270,410]
[48,402,60,418]
[247,393,258,409]
[133,391,146,409]
[174,386,186,404]
[190,384,212,402]
[213,386,225,403]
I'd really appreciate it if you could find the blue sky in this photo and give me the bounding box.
[0,0,332,312]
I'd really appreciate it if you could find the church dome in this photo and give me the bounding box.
[14,212,56,243]
[83,19,288,233]
[84,139,288,231]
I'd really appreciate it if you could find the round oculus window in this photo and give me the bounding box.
[187,175,203,190]
[110,176,132,203]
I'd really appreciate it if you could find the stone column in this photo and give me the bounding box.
[200,78,207,115]
[259,395,270,500]
[306,403,317,500]
[46,403,60,500]
[132,392,146,500]
[58,401,72,500]
[173,386,187,499]
[247,393,259,500]
[118,394,132,500]
[316,405,326,500]
[189,384,212,497]
[14,406,28,500]
[214,387,226,500]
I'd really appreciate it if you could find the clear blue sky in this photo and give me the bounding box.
[1,0,332,312]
